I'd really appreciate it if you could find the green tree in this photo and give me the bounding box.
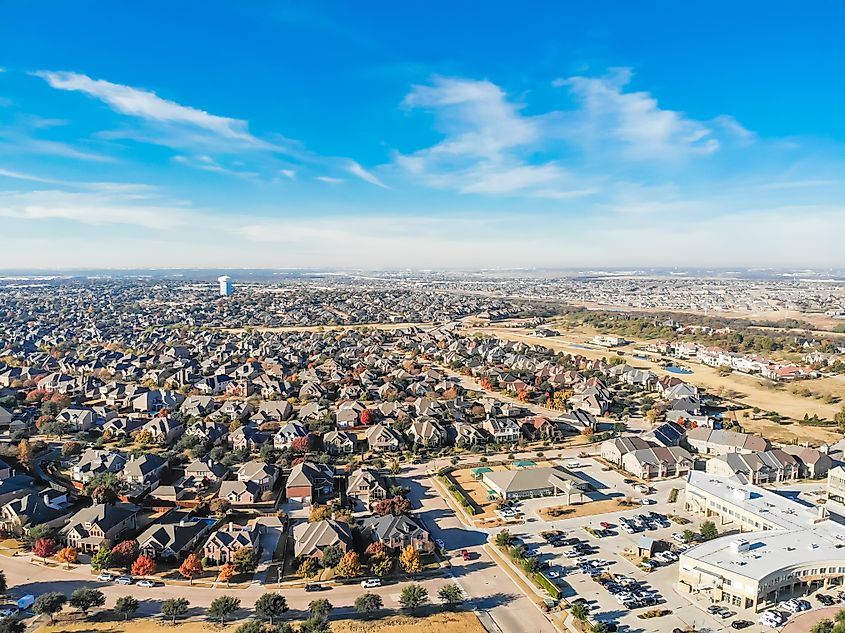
[161,598,190,625]
[700,520,718,541]
[33,592,67,624]
[208,595,241,624]
[90,548,112,571]
[298,557,319,578]
[234,622,263,633]
[370,552,394,577]
[232,546,259,574]
[299,616,332,633]
[308,598,333,619]
[437,583,463,609]
[70,588,106,615]
[810,619,833,633]
[114,596,140,621]
[0,617,25,633]
[320,543,344,569]
[21,524,51,549]
[494,530,511,547]
[571,603,588,623]
[0,570,6,594]
[399,584,429,613]
[682,529,697,544]
[354,593,383,618]
[254,592,289,625]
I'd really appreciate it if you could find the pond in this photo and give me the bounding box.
[665,365,694,375]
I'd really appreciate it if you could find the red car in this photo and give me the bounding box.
[461,549,471,561]
[600,522,612,529]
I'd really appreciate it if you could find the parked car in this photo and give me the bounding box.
[97,573,115,582]
[461,549,471,561]
[731,620,752,630]
[115,576,133,585]
[435,539,445,550]
[599,521,612,529]
[361,578,382,588]
[136,579,156,588]
[818,593,836,606]
[305,583,327,592]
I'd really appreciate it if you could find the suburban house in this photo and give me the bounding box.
[136,511,214,560]
[362,513,433,553]
[72,449,127,484]
[705,449,799,484]
[322,430,356,455]
[0,489,71,535]
[293,519,353,560]
[621,446,694,480]
[185,459,228,482]
[600,436,652,466]
[408,419,448,447]
[686,428,770,456]
[347,467,389,509]
[237,461,278,492]
[203,522,261,564]
[285,462,334,504]
[365,424,403,452]
[60,503,139,553]
[482,417,521,444]
[121,454,168,487]
[218,480,263,505]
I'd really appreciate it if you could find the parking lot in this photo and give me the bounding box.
[496,456,837,633]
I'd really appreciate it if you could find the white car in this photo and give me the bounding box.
[97,572,115,582]
[435,539,445,550]
[640,497,656,505]
[136,579,155,588]
[361,578,382,588]
[0,608,16,618]
[566,461,581,468]
[546,570,560,579]
[671,533,686,544]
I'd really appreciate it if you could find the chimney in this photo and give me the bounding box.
[228,521,233,532]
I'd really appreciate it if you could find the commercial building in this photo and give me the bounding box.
[678,471,845,611]
[482,465,589,502]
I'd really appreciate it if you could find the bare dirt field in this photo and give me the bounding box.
[39,613,486,633]
[537,498,636,521]
[470,326,845,439]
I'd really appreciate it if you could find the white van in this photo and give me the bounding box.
[360,578,382,588]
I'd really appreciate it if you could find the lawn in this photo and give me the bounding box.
[38,612,486,633]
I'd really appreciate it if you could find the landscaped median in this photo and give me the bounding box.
[488,533,562,602]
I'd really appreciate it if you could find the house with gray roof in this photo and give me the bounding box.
[483,466,589,502]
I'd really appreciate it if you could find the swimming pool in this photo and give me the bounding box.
[665,365,693,375]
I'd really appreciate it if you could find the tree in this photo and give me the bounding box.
[0,618,25,633]
[110,539,139,567]
[21,524,51,549]
[334,551,361,578]
[389,460,400,476]
[161,598,190,625]
[370,552,394,577]
[700,520,719,541]
[320,543,344,569]
[209,498,231,516]
[299,616,331,633]
[232,546,259,574]
[179,553,204,584]
[70,588,106,615]
[399,545,422,574]
[810,620,833,633]
[438,583,463,609]
[17,439,31,466]
[114,596,140,621]
[56,546,78,569]
[0,570,6,594]
[33,592,67,624]
[354,592,383,618]
[291,435,312,453]
[254,592,289,625]
[208,595,240,624]
[682,529,697,544]
[360,409,372,425]
[90,547,112,571]
[131,554,156,577]
[399,584,429,612]
[234,622,263,633]
[373,496,411,517]
[309,504,333,523]
[218,562,235,586]
[298,558,318,578]
[61,441,81,457]
[308,598,332,619]
[32,537,56,561]
[494,530,512,547]
[571,603,588,623]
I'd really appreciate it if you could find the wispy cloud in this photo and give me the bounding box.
[34,71,266,146]
[315,176,345,184]
[346,160,388,188]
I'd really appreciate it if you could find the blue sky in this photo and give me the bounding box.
[1,1,843,269]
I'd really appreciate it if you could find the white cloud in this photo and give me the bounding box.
[280,169,297,179]
[0,168,64,184]
[35,71,265,146]
[315,176,344,184]
[346,160,388,188]
[554,68,721,159]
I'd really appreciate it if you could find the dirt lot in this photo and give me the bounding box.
[471,325,845,439]
[39,613,486,633]
[537,498,638,521]
[451,461,557,520]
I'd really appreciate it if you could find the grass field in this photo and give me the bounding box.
[38,612,486,633]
